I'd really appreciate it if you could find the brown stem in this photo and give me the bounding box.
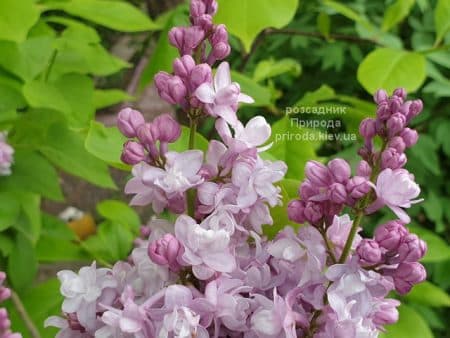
[10,291,41,338]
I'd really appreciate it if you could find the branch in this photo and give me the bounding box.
[10,291,41,338]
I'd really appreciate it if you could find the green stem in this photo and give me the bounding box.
[44,49,58,82]
[338,210,364,263]
[186,116,197,218]
[10,290,41,338]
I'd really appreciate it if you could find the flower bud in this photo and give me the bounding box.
[328,159,351,183]
[169,26,205,55]
[212,42,231,60]
[374,220,408,251]
[305,161,331,186]
[377,102,391,121]
[304,201,323,224]
[190,0,206,17]
[329,183,347,204]
[288,200,306,223]
[393,88,407,101]
[391,262,426,294]
[357,239,382,265]
[396,233,427,263]
[374,89,388,104]
[346,176,371,199]
[193,14,214,32]
[406,99,423,122]
[359,118,377,139]
[121,141,146,165]
[167,76,187,105]
[190,63,212,90]
[299,180,319,200]
[151,114,181,143]
[148,233,183,272]
[356,160,372,178]
[373,299,400,327]
[400,128,419,147]
[388,136,406,153]
[386,113,406,137]
[173,55,196,79]
[381,147,407,170]
[117,108,145,138]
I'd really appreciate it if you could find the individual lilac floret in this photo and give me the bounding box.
[0,133,14,176]
[117,108,145,138]
[195,62,254,126]
[148,233,183,272]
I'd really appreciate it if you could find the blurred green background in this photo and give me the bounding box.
[0,0,449,337]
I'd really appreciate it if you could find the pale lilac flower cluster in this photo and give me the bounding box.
[47,0,428,336]
[0,133,13,176]
[0,272,21,338]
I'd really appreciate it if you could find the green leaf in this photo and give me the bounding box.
[0,37,55,81]
[323,0,374,31]
[170,125,209,153]
[7,233,38,291]
[0,233,14,256]
[0,192,21,231]
[267,116,321,179]
[45,0,159,32]
[409,224,450,262]
[23,80,71,114]
[0,0,40,42]
[0,150,63,201]
[410,135,440,176]
[36,214,89,262]
[264,178,301,238]
[140,7,188,88]
[253,58,302,82]
[380,305,433,338]
[317,12,331,39]
[382,0,415,31]
[93,89,133,109]
[83,221,134,263]
[357,48,426,94]
[405,281,450,307]
[41,123,117,189]
[422,191,444,231]
[231,71,272,106]
[97,199,140,232]
[296,84,336,105]
[215,0,299,52]
[435,0,450,44]
[0,83,26,113]
[85,121,129,170]
[55,73,95,128]
[14,192,42,244]
[436,119,450,155]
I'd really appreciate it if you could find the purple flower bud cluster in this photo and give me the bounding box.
[288,158,371,226]
[47,0,429,335]
[0,133,13,176]
[355,220,427,294]
[0,272,21,338]
[154,0,253,126]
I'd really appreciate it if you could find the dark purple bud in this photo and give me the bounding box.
[304,201,323,224]
[117,108,145,138]
[299,180,319,200]
[173,55,196,79]
[356,160,372,178]
[121,141,146,165]
[329,183,347,204]
[151,114,181,143]
[190,0,206,17]
[357,239,382,265]
[406,99,423,122]
[374,220,408,251]
[400,128,419,147]
[288,199,306,223]
[193,14,214,32]
[374,89,388,104]
[190,63,212,90]
[346,176,371,199]
[359,118,377,139]
[169,26,205,56]
[390,262,426,295]
[388,136,406,153]
[305,161,331,186]
[396,234,427,263]
[386,113,406,137]
[381,147,407,170]
[376,102,391,121]
[212,42,231,60]
[328,158,351,183]
[148,233,183,272]
[393,88,407,101]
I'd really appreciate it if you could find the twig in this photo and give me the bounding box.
[10,291,41,338]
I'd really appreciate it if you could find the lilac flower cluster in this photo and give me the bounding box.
[46,1,428,337]
[0,272,21,338]
[0,133,13,176]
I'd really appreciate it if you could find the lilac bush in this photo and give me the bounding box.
[46,0,427,337]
